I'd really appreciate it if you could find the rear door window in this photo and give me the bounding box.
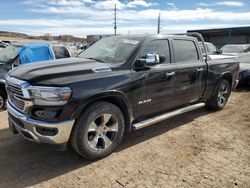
[172,40,198,62]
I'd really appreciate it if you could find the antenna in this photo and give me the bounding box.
[114,4,117,35]
[157,12,161,34]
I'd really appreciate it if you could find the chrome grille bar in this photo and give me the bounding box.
[5,76,31,113]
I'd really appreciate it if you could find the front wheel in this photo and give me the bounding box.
[206,79,231,110]
[70,101,125,160]
[0,89,7,111]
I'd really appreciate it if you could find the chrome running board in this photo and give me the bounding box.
[132,103,205,131]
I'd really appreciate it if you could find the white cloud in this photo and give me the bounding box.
[29,5,250,22]
[198,1,244,7]
[166,2,177,10]
[167,2,175,7]
[0,19,115,27]
[5,0,249,37]
[6,24,249,37]
[127,0,158,8]
[48,0,84,6]
[217,1,244,7]
[93,0,126,10]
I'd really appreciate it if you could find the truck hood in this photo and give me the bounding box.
[9,57,114,85]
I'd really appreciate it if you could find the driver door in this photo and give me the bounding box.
[130,39,176,119]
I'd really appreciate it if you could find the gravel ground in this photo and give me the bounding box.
[0,90,249,188]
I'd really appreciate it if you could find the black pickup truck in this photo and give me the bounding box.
[6,33,239,160]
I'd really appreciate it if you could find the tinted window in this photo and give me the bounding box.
[53,46,70,59]
[173,40,198,62]
[207,43,217,54]
[140,40,170,63]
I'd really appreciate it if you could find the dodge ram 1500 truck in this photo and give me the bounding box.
[6,33,239,160]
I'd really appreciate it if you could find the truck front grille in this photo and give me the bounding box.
[6,78,28,112]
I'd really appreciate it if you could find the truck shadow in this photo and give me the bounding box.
[233,84,250,92]
[0,108,213,187]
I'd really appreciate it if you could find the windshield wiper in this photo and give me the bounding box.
[86,57,105,63]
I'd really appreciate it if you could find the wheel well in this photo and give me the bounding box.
[0,83,7,96]
[77,96,132,133]
[221,73,232,89]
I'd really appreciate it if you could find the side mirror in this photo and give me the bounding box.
[216,49,222,54]
[145,53,160,64]
[137,53,165,67]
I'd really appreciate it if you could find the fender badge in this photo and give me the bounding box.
[92,67,112,73]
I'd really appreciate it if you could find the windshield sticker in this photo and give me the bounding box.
[122,39,139,45]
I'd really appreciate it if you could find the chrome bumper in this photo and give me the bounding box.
[7,102,75,144]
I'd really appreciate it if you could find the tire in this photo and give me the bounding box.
[0,89,7,111]
[70,101,125,160]
[206,79,231,110]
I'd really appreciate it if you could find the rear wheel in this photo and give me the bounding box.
[70,101,125,160]
[206,79,230,110]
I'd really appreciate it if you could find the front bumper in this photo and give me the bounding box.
[7,102,75,144]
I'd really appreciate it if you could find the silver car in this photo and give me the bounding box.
[221,44,250,85]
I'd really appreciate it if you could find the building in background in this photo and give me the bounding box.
[86,34,113,44]
[188,26,250,48]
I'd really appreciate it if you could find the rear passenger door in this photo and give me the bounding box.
[171,39,206,107]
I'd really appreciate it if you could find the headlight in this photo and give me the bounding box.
[27,86,72,106]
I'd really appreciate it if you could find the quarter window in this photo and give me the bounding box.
[173,40,198,62]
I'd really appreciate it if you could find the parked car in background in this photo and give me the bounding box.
[6,33,239,160]
[221,44,250,85]
[0,42,72,110]
[0,41,8,48]
[199,42,221,55]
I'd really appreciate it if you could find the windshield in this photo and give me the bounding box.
[221,45,243,53]
[0,45,19,63]
[79,37,140,63]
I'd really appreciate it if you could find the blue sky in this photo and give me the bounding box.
[0,0,250,37]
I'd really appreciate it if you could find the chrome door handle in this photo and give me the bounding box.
[166,71,175,76]
[196,68,204,72]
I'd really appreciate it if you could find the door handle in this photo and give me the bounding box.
[196,68,204,72]
[166,71,175,76]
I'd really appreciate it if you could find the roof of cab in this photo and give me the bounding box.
[11,41,51,47]
[109,34,197,41]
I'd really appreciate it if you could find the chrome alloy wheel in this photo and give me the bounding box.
[217,83,228,107]
[87,114,119,150]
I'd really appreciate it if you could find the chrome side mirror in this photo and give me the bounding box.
[145,53,160,64]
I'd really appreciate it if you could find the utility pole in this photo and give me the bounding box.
[114,4,117,35]
[157,12,161,34]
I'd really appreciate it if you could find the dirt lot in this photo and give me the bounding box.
[0,90,249,188]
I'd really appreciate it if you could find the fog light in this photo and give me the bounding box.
[36,127,58,136]
[35,110,57,119]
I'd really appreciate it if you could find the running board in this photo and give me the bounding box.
[132,103,205,131]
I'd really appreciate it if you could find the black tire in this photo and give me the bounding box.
[0,89,7,111]
[70,101,125,160]
[206,79,231,110]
